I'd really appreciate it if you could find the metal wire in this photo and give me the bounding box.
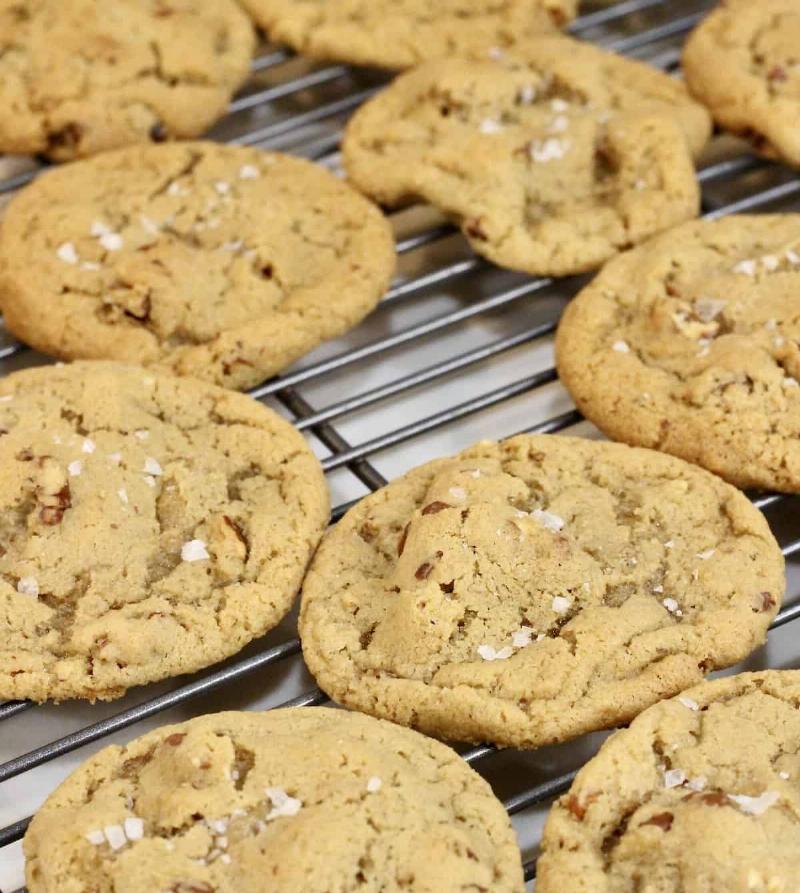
[2,1,799,890]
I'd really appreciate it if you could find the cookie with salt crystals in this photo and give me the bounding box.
[556,215,800,492]
[0,362,328,702]
[538,671,800,892]
[240,0,576,70]
[23,708,525,893]
[0,142,396,391]
[0,0,255,160]
[684,0,800,168]
[343,35,710,276]
[299,435,784,749]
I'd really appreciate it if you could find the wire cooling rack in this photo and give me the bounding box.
[2,1,800,889]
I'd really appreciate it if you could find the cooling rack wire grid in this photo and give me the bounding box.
[1,0,799,889]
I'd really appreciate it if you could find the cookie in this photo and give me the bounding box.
[299,434,784,749]
[683,0,800,168]
[556,215,800,493]
[0,361,329,702]
[240,0,576,70]
[0,0,255,161]
[0,142,396,391]
[538,671,800,892]
[24,706,525,893]
[343,36,710,277]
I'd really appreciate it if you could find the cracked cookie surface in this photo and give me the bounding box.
[299,435,784,749]
[0,142,396,391]
[0,0,255,160]
[0,361,329,702]
[24,707,525,893]
[538,671,800,892]
[683,0,800,168]
[240,0,576,70]
[342,35,709,277]
[556,215,800,492]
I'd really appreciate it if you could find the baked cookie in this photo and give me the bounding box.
[0,142,396,391]
[556,215,800,493]
[299,435,784,749]
[0,361,329,702]
[538,671,800,892]
[240,0,576,70]
[343,36,710,277]
[684,0,800,167]
[24,707,525,893]
[0,0,255,161]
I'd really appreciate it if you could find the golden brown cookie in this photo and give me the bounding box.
[0,0,255,160]
[538,671,800,892]
[24,707,525,893]
[556,215,800,492]
[299,435,784,749]
[683,0,800,167]
[343,36,710,276]
[240,0,576,70]
[0,361,329,702]
[0,142,396,391]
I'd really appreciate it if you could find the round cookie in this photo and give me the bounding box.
[556,215,800,492]
[0,361,329,702]
[683,0,800,168]
[0,0,255,160]
[343,36,709,277]
[23,707,525,893]
[537,671,800,892]
[0,143,396,391]
[299,435,784,749]
[240,0,576,71]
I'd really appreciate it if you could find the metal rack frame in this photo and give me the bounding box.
[2,1,799,889]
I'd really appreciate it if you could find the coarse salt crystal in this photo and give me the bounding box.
[207,818,228,834]
[181,539,210,562]
[518,84,536,104]
[733,259,757,276]
[99,232,123,252]
[85,829,105,845]
[729,791,780,816]
[762,255,779,271]
[663,597,680,614]
[140,215,160,235]
[477,644,513,661]
[551,98,568,112]
[549,115,569,133]
[82,261,101,271]
[124,817,144,841]
[678,696,699,711]
[664,540,674,549]
[552,595,571,614]
[449,486,467,500]
[612,340,630,353]
[696,549,715,560]
[221,240,244,252]
[143,457,162,475]
[784,377,799,389]
[108,452,122,464]
[479,118,503,134]
[687,776,707,792]
[134,429,149,441]
[215,181,231,195]
[367,776,382,793]
[529,137,570,162]
[240,164,260,179]
[694,298,726,322]
[220,853,232,864]
[786,249,800,265]
[104,824,127,850]
[143,475,156,487]
[118,488,129,504]
[779,771,790,780]
[512,628,534,648]
[265,787,303,819]
[652,584,664,593]
[56,242,78,264]
[17,576,39,597]
[82,439,96,453]
[91,221,112,237]
[664,768,686,789]
[68,460,83,476]
[531,509,565,532]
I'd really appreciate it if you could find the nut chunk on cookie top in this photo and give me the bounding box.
[0,142,396,391]
[538,671,800,893]
[23,708,525,893]
[240,0,577,70]
[684,0,800,168]
[343,35,710,277]
[0,0,256,160]
[556,215,800,492]
[0,362,329,703]
[299,435,784,749]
